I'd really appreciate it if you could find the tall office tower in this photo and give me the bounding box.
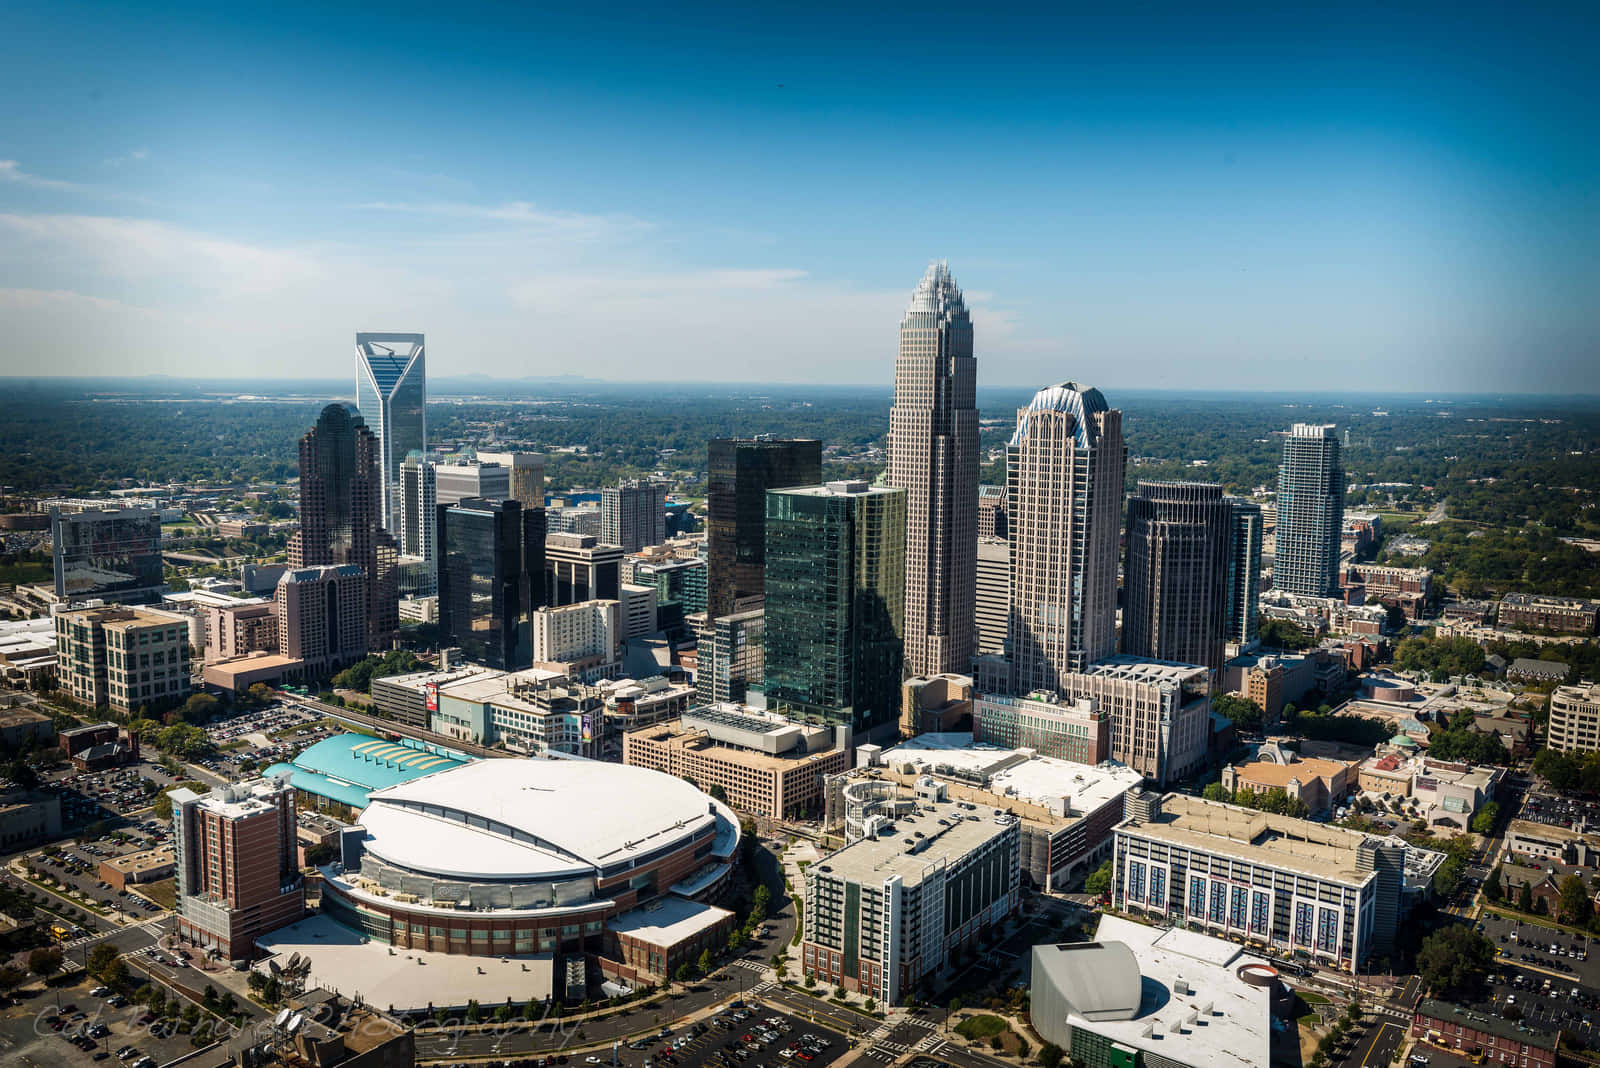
[171,777,303,959]
[436,497,546,670]
[275,564,369,675]
[477,451,546,510]
[287,404,398,649]
[764,481,905,742]
[977,484,1008,539]
[601,479,669,553]
[435,460,511,507]
[1121,481,1232,674]
[1007,383,1125,692]
[544,533,623,606]
[706,437,823,618]
[355,332,426,533]
[975,536,1010,656]
[1275,423,1345,596]
[399,454,438,594]
[51,506,165,604]
[694,606,766,704]
[888,261,978,678]
[1225,498,1264,648]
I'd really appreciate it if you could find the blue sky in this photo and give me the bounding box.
[1,1,1595,390]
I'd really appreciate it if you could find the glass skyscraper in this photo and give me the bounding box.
[1275,423,1345,597]
[51,506,165,603]
[1121,481,1232,673]
[436,497,546,670]
[763,481,905,741]
[355,332,426,534]
[705,437,822,619]
[888,262,978,678]
[1225,497,1264,647]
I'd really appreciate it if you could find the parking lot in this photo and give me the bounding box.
[1522,790,1600,831]
[0,971,206,1068]
[200,702,335,775]
[1480,913,1598,985]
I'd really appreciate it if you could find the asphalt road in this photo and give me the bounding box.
[1336,1019,1406,1068]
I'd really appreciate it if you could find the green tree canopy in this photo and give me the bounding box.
[1416,926,1495,997]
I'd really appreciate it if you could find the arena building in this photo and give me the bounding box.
[262,733,473,820]
[320,757,739,982]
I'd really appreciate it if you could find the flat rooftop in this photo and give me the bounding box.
[811,798,1015,887]
[608,896,733,948]
[1118,794,1378,885]
[1037,914,1272,1068]
[1084,655,1209,685]
[882,734,1143,820]
[256,913,555,1011]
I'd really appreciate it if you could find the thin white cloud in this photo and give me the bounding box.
[103,148,150,168]
[0,160,87,192]
[359,199,652,239]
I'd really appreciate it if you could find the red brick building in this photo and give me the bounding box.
[1411,998,1557,1067]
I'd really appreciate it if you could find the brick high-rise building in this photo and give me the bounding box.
[171,777,304,959]
[1121,481,1232,674]
[1275,423,1344,597]
[888,262,978,678]
[275,565,368,676]
[706,437,822,618]
[288,403,398,649]
[1006,383,1125,692]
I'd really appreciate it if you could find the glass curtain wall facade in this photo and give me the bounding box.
[764,482,905,739]
[355,332,426,534]
[51,507,165,602]
[1225,497,1264,647]
[706,437,823,618]
[436,498,546,670]
[1275,423,1344,597]
[1120,481,1232,673]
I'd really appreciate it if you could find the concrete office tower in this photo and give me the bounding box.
[1226,498,1264,648]
[1121,481,1232,674]
[355,332,426,533]
[1275,423,1345,597]
[977,484,1008,539]
[1006,383,1125,691]
[51,506,165,604]
[275,564,368,675]
[888,261,978,678]
[288,404,398,648]
[437,497,547,671]
[602,479,670,553]
[544,533,623,607]
[477,451,546,511]
[171,777,304,959]
[399,454,438,595]
[764,481,906,742]
[975,537,1010,656]
[435,460,511,507]
[706,437,823,618]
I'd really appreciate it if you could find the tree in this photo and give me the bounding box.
[1483,865,1503,903]
[697,949,714,977]
[1519,881,1534,912]
[1211,693,1264,732]
[1471,803,1500,834]
[1560,874,1593,926]
[864,996,875,1012]
[1201,782,1232,803]
[246,683,276,706]
[181,693,221,724]
[88,943,120,979]
[708,783,728,802]
[1038,1043,1064,1068]
[1084,860,1113,896]
[28,946,63,978]
[1416,926,1495,996]
[675,963,693,983]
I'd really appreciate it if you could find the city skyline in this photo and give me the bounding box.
[1,4,1595,392]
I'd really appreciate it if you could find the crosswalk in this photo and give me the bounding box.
[732,959,768,974]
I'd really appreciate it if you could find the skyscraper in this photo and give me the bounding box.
[706,437,823,618]
[1225,497,1264,648]
[50,506,165,603]
[437,497,547,670]
[477,451,546,511]
[288,403,398,649]
[764,481,905,742]
[1007,383,1125,692]
[888,262,978,678]
[399,453,438,595]
[1275,423,1345,597]
[355,332,426,533]
[601,479,669,552]
[435,459,511,506]
[1121,481,1232,673]
[275,564,369,675]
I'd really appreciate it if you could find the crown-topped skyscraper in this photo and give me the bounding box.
[887,262,978,678]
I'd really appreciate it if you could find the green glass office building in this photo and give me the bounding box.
[764,481,905,741]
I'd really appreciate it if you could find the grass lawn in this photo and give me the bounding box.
[139,878,177,910]
[955,1015,1010,1041]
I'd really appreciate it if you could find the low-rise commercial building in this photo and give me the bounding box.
[368,664,502,731]
[0,791,61,851]
[1507,657,1570,684]
[1031,914,1274,1068]
[99,847,175,891]
[901,673,974,737]
[55,604,193,713]
[0,708,55,750]
[972,690,1108,765]
[803,779,1020,1004]
[840,734,1144,888]
[1113,793,1443,970]
[623,704,850,819]
[596,675,696,759]
[201,652,305,695]
[606,895,736,982]
[432,668,603,756]
[1505,819,1600,868]
[1340,562,1432,620]
[1220,752,1356,816]
[1410,999,1557,1068]
[1355,755,1503,834]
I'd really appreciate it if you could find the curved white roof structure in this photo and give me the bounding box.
[359,758,723,882]
[1009,381,1110,449]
